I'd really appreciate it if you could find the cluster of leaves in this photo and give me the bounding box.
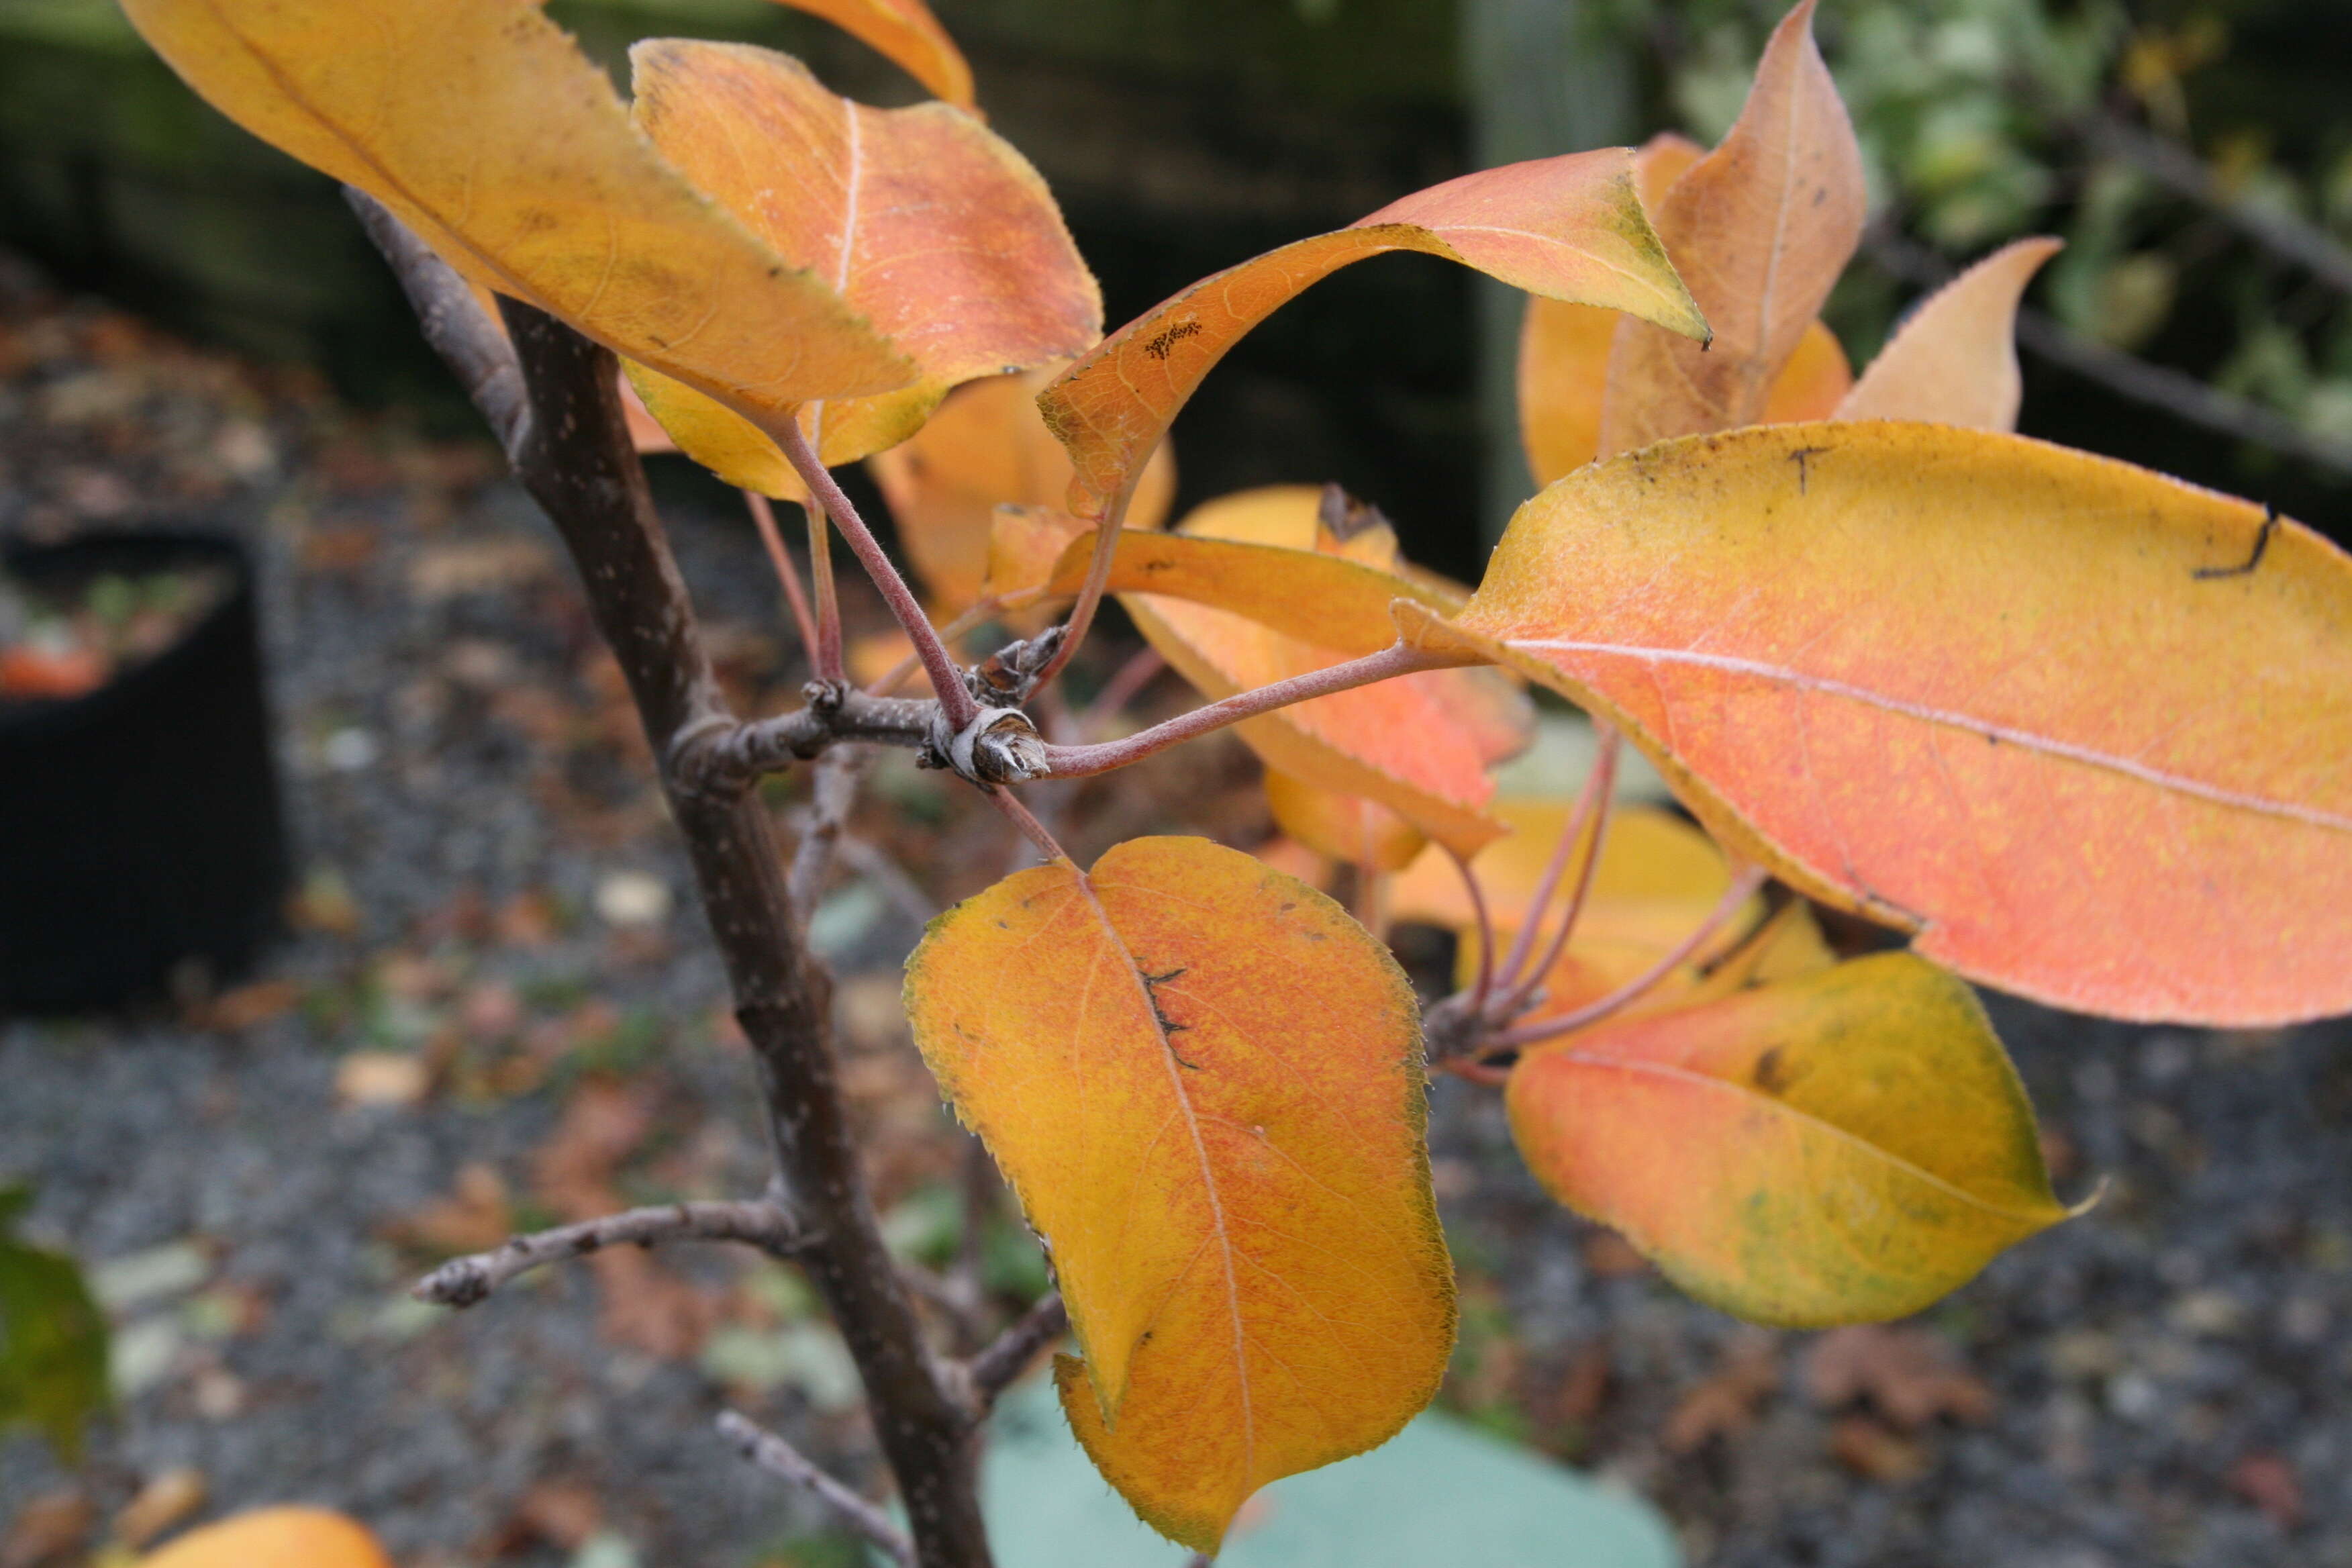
[0,1185,108,1463]
[1630,0,2352,451]
[122,0,2352,1555]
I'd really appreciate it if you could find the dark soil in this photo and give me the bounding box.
[1,257,2347,1568]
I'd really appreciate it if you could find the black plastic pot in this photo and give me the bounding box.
[0,530,289,1013]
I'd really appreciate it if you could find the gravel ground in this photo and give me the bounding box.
[2,260,2348,1568]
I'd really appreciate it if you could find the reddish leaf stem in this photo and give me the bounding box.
[804,506,846,683]
[743,490,822,663]
[1493,728,1621,1017]
[769,414,977,729]
[1489,865,1767,1050]
[985,785,1076,868]
[1026,464,1148,693]
[1038,640,1455,779]
[1446,842,1498,1021]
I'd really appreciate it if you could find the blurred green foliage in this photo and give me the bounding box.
[0,1184,109,1463]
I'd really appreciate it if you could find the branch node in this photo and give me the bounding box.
[944,707,1050,787]
[717,1411,914,1567]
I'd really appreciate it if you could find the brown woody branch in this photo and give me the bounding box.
[413,1199,807,1308]
[354,197,994,1568]
[718,1411,916,1567]
[956,1291,1070,1414]
[2085,114,2352,298]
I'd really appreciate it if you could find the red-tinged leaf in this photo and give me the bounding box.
[1836,238,2063,431]
[1596,0,1865,456]
[765,0,973,109]
[1130,488,1531,856]
[904,838,1454,1552]
[875,371,1176,609]
[124,0,916,415]
[1508,953,2073,1327]
[624,42,1099,491]
[1042,153,1706,511]
[1038,525,1461,656]
[1400,420,2352,1024]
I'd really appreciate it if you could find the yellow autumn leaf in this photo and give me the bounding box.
[123,0,916,418]
[905,838,1453,1552]
[1508,953,2073,1326]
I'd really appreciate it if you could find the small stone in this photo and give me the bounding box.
[593,871,672,930]
[336,1050,430,1108]
[2168,1289,2245,1337]
[2104,1369,2162,1422]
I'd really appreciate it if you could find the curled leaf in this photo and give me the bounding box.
[124,0,916,414]
[1836,238,2063,432]
[1508,954,2072,1327]
[1043,152,1706,511]
[905,838,1453,1551]
[1402,420,2352,1025]
[1597,0,1865,456]
[626,42,1100,491]
[767,0,974,109]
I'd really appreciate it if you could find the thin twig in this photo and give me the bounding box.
[805,505,846,682]
[787,746,872,917]
[1491,727,1618,1002]
[2086,113,2352,297]
[1028,469,1150,693]
[1491,866,1766,1050]
[1446,843,1496,1021]
[768,415,979,730]
[985,785,1075,867]
[1077,646,1167,740]
[717,1411,914,1567]
[959,1291,1070,1412]
[745,491,822,663]
[1494,730,1621,1016]
[413,1200,806,1308]
[343,189,528,454]
[1040,642,1455,779]
[1864,230,2352,478]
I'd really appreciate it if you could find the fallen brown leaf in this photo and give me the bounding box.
[1663,1330,1780,1454]
[1,1491,95,1568]
[2228,1451,2304,1528]
[391,1162,513,1255]
[111,1469,207,1552]
[1806,1324,1995,1430]
[1828,1414,1930,1482]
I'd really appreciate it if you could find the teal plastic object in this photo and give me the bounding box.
[967,1377,1683,1568]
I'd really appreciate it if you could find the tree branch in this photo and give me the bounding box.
[718,1411,915,1568]
[956,1291,1069,1413]
[357,198,993,1567]
[413,1199,806,1308]
[2086,113,2352,297]
[343,189,527,455]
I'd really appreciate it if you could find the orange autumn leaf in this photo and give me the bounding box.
[124,0,916,419]
[1128,488,1530,856]
[1836,238,2063,431]
[1508,954,2072,1326]
[1041,151,1706,512]
[904,837,1453,1552]
[766,0,973,109]
[624,42,1099,494]
[1596,0,1864,457]
[1519,132,1851,486]
[873,369,1175,608]
[1036,523,1461,656]
[1400,420,2352,1025]
[138,1508,391,1568]
[1263,770,1426,873]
